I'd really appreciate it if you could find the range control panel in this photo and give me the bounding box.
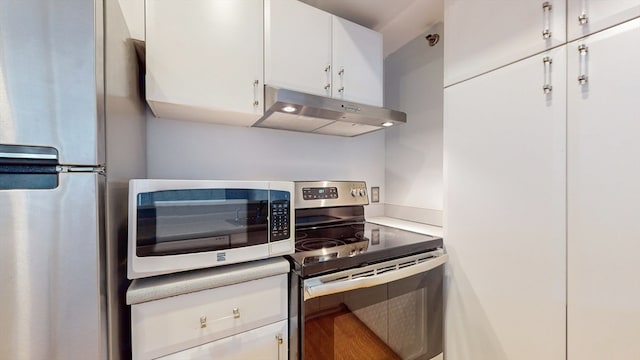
[302,187,338,200]
[295,181,369,209]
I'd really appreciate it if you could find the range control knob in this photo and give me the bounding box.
[351,189,357,197]
[359,189,366,197]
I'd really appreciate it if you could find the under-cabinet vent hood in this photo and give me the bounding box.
[253,86,407,137]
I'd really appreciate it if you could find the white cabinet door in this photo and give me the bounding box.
[567,18,640,360]
[145,0,263,126]
[332,16,383,106]
[444,48,566,360]
[159,320,288,360]
[444,0,566,86]
[264,0,332,97]
[567,0,640,41]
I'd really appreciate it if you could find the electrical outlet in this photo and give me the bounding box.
[371,186,380,203]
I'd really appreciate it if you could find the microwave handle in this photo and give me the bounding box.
[303,253,448,301]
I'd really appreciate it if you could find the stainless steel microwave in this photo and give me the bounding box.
[127,179,294,279]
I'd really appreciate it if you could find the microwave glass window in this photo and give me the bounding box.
[136,188,273,256]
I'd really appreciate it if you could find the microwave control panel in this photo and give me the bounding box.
[270,200,290,241]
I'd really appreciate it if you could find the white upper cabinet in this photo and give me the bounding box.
[444,47,567,360]
[264,0,332,97]
[567,0,640,41]
[265,0,383,106]
[444,0,566,86]
[332,17,383,106]
[145,0,264,126]
[567,18,640,360]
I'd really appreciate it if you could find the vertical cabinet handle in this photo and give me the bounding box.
[578,44,589,84]
[324,65,331,94]
[578,0,589,25]
[253,80,260,107]
[542,2,552,39]
[542,56,553,94]
[200,316,207,329]
[337,67,345,95]
[233,307,240,319]
[276,333,284,360]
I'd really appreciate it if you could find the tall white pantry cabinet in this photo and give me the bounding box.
[444,1,640,359]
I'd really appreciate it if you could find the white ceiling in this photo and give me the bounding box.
[301,0,443,57]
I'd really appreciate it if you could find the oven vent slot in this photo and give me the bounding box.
[398,261,416,269]
[351,270,376,279]
[376,265,397,274]
[416,255,436,264]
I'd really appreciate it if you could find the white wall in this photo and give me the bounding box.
[146,117,386,216]
[384,23,444,225]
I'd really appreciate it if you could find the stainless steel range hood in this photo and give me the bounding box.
[253,86,407,137]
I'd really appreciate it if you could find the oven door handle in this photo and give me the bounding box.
[303,253,448,301]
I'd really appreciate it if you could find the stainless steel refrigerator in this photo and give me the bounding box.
[0,0,146,359]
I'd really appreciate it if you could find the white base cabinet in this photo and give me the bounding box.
[130,273,288,360]
[444,47,567,360]
[159,320,287,360]
[567,18,640,360]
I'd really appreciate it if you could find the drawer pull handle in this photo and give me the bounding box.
[200,316,207,329]
[233,307,240,319]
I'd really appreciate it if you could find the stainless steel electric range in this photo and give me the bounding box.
[287,181,447,360]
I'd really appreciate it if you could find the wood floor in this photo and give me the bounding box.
[304,308,401,360]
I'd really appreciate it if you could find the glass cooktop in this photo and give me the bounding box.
[286,222,443,278]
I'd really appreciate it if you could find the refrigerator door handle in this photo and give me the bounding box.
[0,144,59,164]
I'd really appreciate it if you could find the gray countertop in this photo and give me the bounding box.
[126,257,290,305]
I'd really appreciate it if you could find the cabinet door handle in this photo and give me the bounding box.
[338,68,344,77]
[276,333,284,360]
[324,65,331,73]
[324,84,331,90]
[338,86,345,94]
[578,44,589,84]
[578,0,589,25]
[200,316,207,329]
[253,80,260,107]
[578,13,589,25]
[542,2,552,39]
[542,56,553,94]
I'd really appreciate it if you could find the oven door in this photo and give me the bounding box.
[291,251,447,360]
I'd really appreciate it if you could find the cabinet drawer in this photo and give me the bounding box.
[131,274,287,359]
[158,320,288,360]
